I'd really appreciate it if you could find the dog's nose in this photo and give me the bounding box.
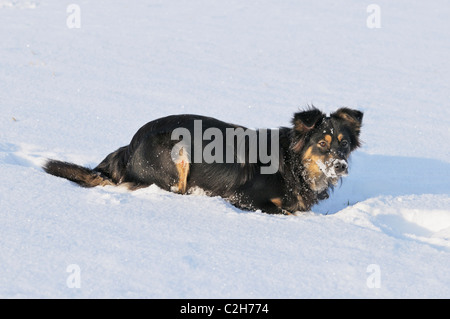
[334,160,348,174]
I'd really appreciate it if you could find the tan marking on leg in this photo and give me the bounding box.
[270,197,282,208]
[99,179,115,187]
[282,209,294,215]
[88,173,115,187]
[175,161,189,194]
[171,147,190,194]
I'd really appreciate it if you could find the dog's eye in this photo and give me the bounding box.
[318,141,327,148]
[341,140,349,147]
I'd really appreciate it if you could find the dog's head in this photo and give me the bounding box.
[291,107,363,193]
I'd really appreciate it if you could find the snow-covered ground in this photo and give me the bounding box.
[1,0,449,298]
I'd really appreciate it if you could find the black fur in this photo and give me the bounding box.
[43,108,363,214]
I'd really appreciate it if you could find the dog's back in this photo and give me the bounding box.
[44,114,262,192]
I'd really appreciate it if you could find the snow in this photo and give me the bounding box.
[1,0,449,298]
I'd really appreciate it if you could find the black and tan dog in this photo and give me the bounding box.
[43,107,363,214]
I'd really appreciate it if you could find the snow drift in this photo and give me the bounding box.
[1,0,449,298]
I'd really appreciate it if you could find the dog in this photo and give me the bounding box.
[43,107,363,214]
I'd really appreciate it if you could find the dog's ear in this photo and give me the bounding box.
[291,108,325,152]
[292,108,325,134]
[332,107,364,149]
[331,108,363,135]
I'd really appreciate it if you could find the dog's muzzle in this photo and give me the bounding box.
[333,159,348,176]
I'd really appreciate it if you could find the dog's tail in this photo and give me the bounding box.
[43,160,116,188]
[43,146,130,188]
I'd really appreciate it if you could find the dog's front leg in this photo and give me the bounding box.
[257,200,293,215]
